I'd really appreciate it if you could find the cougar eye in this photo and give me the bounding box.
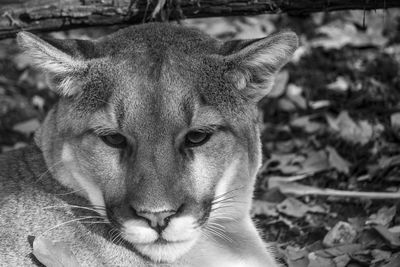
[185,131,211,147]
[100,134,127,149]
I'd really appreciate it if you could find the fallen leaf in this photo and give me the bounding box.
[333,254,351,267]
[277,197,309,218]
[390,112,400,129]
[32,236,80,267]
[371,249,391,264]
[389,225,400,233]
[2,142,28,152]
[348,217,367,232]
[300,150,330,175]
[326,111,373,145]
[259,187,286,203]
[326,76,349,92]
[14,53,32,70]
[290,116,324,133]
[378,155,400,169]
[373,224,400,248]
[323,221,357,247]
[350,250,374,265]
[278,98,298,112]
[382,252,400,267]
[277,197,325,218]
[12,118,40,135]
[314,244,362,257]
[32,95,45,111]
[366,206,396,227]
[326,146,350,174]
[286,246,309,261]
[308,252,335,267]
[285,246,309,267]
[287,84,307,109]
[251,200,278,217]
[263,153,305,174]
[312,20,387,49]
[309,100,330,109]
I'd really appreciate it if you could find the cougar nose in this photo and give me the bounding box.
[134,209,177,231]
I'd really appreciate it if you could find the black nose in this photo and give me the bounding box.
[132,208,177,232]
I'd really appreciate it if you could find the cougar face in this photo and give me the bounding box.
[18,23,297,263]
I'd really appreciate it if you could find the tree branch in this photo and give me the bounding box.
[0,0,399,39]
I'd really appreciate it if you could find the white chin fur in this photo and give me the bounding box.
[122,216,200,262]
[123,220,159,244]
[135,239,197,263]
[162,215,199,241]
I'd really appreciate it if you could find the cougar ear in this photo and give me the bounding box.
[17,31,91,97]
[222,31,298,102]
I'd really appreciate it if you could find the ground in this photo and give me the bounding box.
[1,9,400,267]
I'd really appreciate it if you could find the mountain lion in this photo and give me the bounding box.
[0,23,297,266]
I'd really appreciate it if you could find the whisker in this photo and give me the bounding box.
[211,204,236,213]
[209,210,239,221]
[204,219,236,245]
[212,195,238,205]
[35,160,63,183]
[210,216,237,222]
[40,216,106,236]
[111,228,122,244]
[212,198,246,206]
[80,221,110,225]
[43,205,106,214]
[53,189,85,196]
[200,228,215,242]
[116,233,124,246]
[204,225,234,244]
[207,222,226,230]
[108,227,120,243]
[212,186,246,202]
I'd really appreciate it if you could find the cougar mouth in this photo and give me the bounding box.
[104,205,203,262]
[143,237,189,245]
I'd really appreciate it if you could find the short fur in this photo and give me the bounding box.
[1,22,298,266]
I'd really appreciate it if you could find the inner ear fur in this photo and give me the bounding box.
[17,31,92,97]
[222,31,299,102]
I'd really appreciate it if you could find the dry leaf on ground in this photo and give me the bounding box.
[326,111,373,145]
[366,206,396,227]
[251,200,279,217]
[277,197,326,218]
[373,225,400,248]
[326,146,350,174]
[323,221,357,247]
[12,118,40,135]
[32,236,80,267]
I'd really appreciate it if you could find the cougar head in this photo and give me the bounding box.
[18,23,297,263]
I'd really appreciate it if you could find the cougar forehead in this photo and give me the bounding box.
[74,23,246,113]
